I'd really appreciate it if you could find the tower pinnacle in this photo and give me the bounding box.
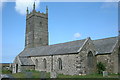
[46,6,48,14]
[33,2,35,11]
[26,7,29,15]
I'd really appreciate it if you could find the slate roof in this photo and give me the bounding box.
[19,57,34,65]
[18,37,118,57]
[19,39,86,57]
[93,37,118,54]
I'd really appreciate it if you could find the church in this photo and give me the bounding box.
[12,3,119,75]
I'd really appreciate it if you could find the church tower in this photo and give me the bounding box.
[25,2,48,48]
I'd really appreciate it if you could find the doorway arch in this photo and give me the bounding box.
[16,64,18,73]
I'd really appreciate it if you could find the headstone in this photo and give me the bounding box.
[40,71,46,79]
[25,72,33,78]
[103,71,108,77]
[50,71,57,78]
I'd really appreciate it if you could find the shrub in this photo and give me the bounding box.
[2,70,12,74]
[97,62,106,74]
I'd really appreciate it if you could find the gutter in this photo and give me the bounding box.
[95,52,111,56]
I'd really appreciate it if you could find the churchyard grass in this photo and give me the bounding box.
[1,70,119,78]
[11,72,119,78]
[12,72,25,78]
[12,70,50,78]
[1,69,12,74]
[57,73,119,78]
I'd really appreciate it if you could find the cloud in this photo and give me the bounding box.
[74,33,81,38]
[15,0,40,15]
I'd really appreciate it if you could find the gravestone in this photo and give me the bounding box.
[103,71,108,77]
[50,71,57,78]
[25,72,33,78]
[40,71,46,79]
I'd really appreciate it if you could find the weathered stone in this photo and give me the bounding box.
[50,71,57,78]
[103,71,108,77]
[25,5,48,48]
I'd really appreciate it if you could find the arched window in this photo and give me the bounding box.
[87,51,94,68]
[58,58,62,70]
[43,58,47,69]
[35,59,38,69]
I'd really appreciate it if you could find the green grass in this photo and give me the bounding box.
[11,70,50,78]
[1,70,12,74]
[12,72,25,78]
[1,70,119,78]
[57,73,119,78]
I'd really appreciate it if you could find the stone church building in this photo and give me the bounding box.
[12,3,119,75]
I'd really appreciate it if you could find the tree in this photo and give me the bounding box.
[97,62,106,74]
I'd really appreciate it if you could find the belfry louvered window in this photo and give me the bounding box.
[40,22,42,27]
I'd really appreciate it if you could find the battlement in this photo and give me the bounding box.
[26,11,48,20]
[26,2,48,20]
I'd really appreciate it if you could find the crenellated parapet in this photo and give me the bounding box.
[26,2,48,20]
[26,11,48,20]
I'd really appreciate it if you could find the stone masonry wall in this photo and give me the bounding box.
[12,57,22,73]
[25,11,48,48]
[53,54,79,75]
[31,54,79,75]
[96,43,118,74]
[96,54,114,73]
[30,38,97,75]
[21,66,35,71]
[31,56,52,72]
[77,38,97,74]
